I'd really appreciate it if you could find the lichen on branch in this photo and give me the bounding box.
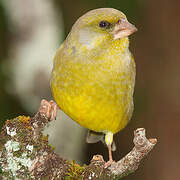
[0,100,157,179]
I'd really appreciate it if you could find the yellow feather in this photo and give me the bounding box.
[50,8,136,137]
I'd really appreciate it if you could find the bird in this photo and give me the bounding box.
[50,8,137,166]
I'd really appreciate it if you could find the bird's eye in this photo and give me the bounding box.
[99,21,111,29]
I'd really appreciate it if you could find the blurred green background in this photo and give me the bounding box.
[0,0,180,179]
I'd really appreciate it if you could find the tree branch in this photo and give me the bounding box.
[0,100,157,179]
[109,128,157,178]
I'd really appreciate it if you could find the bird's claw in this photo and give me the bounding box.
[39,99,58,120]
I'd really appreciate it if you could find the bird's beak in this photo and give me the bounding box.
[112,18,137,40]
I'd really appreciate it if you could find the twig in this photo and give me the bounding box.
[109,128,157,178]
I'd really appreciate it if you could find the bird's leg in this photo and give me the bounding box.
[104,132,115,168]
[39,99,58,120]
[104,144,114,168]
[108,144,113,162]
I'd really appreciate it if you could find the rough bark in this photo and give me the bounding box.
[0,101,157,179]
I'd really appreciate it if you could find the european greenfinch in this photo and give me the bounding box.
[50,8,137,165]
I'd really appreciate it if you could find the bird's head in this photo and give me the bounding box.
[67,8,137,50]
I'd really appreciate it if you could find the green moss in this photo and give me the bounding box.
[66,160,86,179]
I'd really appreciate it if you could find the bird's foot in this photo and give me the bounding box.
[104,159,115,168]
[39,99,58,120]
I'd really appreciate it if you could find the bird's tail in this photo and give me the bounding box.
[86,130,116,151]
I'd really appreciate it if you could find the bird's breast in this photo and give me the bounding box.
[51,43,135,133]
